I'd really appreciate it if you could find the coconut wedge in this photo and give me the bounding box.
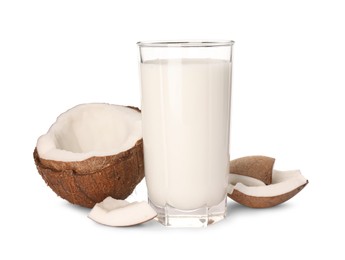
[228,170,308,208]
[230,156,275,185]
[88,197,157,227]
[34,103,144,208]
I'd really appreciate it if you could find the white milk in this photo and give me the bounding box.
[140,59,231,210]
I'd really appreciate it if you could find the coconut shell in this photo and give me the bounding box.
[228,181,308,208]
[230,156,275,185]
[33,139,144,208]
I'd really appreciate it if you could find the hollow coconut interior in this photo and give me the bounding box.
[37,104,142,162]
[228,170,307,197]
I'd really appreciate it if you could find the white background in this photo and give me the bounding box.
[1,0,344,259]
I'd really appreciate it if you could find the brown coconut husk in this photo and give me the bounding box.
[230,156,275,185]
[33,139,144,208]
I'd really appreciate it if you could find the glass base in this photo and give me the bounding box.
[149,196,227,227]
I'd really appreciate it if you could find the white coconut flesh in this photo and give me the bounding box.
[228,170,307,197]
[36,103,142,161]
[229,173,266,187]
[88,197,157,227]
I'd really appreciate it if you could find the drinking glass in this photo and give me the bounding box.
[138,41,234,227]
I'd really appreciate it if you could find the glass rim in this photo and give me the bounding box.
[137,40,234,47]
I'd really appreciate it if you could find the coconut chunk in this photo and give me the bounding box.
[88,197,157,227]
[228,170,308,208]
[230,156,275,185]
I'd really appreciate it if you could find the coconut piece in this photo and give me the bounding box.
[228,170,308,208]
[88,197,157,227]
[230,156,275,185]
[33,103,144,208]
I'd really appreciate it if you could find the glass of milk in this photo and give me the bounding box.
[137,41,234,227]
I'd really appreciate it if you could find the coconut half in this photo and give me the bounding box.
[88,197,157,227]
[34,103,144,208]
[228,170,308,208]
